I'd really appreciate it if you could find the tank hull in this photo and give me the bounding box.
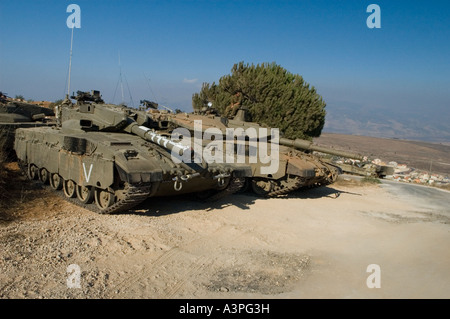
[14,125,249,213]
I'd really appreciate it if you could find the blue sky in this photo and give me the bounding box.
[1,0,449,132]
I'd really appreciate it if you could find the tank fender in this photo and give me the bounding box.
[286,158,316,178]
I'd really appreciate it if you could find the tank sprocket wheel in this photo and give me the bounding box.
[251,178,274,197]
[326,167,339,184]
[63,179,77,198]
[50,173,63,190]
[76,185,94,204]
[18,160,27,175]
[267,176,304,197]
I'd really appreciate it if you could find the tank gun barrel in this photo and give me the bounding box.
[126,122,191,157]
[279,137,365,161]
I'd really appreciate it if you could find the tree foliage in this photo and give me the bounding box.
[49,99,64,111]
[192,62,326,140]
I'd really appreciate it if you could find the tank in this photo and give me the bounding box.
[276,134,394,178]
[0,92,55,161]
[13,90,251,214]
[227,107,394,179]
[144,103,342,197]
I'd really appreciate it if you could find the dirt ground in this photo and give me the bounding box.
[0,166,449,299]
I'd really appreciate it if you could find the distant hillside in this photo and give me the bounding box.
[314,133,450,177]
[323,103,450,143]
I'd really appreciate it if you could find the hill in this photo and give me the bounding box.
[323,103,450,143]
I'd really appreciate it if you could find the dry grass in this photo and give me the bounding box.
[0,156,42,223]
[0,151,8,205]
[360,176,382,184]
[333,175,381,187]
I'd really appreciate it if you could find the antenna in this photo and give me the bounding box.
[143,72,158,103]
[113,52,134,106]
[64,26,74,99]
[119,51,124,103]
[123,74,135,107]
[66,26,75,97]
[113,51,125,104]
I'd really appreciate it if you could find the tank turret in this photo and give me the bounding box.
[60,91,190,157]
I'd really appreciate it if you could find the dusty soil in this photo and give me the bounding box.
[314,133,450,176]
[1,165,449,299]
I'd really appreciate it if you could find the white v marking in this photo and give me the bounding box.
[82,163,93,183]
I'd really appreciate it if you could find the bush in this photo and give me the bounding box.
[192,62,327,140]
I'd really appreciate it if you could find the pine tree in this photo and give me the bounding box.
[192,62,326,140]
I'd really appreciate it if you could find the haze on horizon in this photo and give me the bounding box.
[1,0,449,142]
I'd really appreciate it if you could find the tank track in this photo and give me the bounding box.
[54,183,151,215]
[201,176,246,202]
[18,161,152,214]
[295,163,339,191]
[267,176,305,197]
[97,184,152,214]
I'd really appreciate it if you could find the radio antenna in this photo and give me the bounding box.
[119,52,124,103]
[67,26,74,97]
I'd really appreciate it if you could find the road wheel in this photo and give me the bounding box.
[50,173,63,190]
[76,185,94,204]
[39,168,50,184]
[63,179,77,198]
[95,187,115,209]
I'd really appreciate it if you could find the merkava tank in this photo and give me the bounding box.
[13,90,251,214]
[0,92,55,160]
[317,154,394,178]
[143,103,342,197]
[223,107,394,179]
[224,106,394,179]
